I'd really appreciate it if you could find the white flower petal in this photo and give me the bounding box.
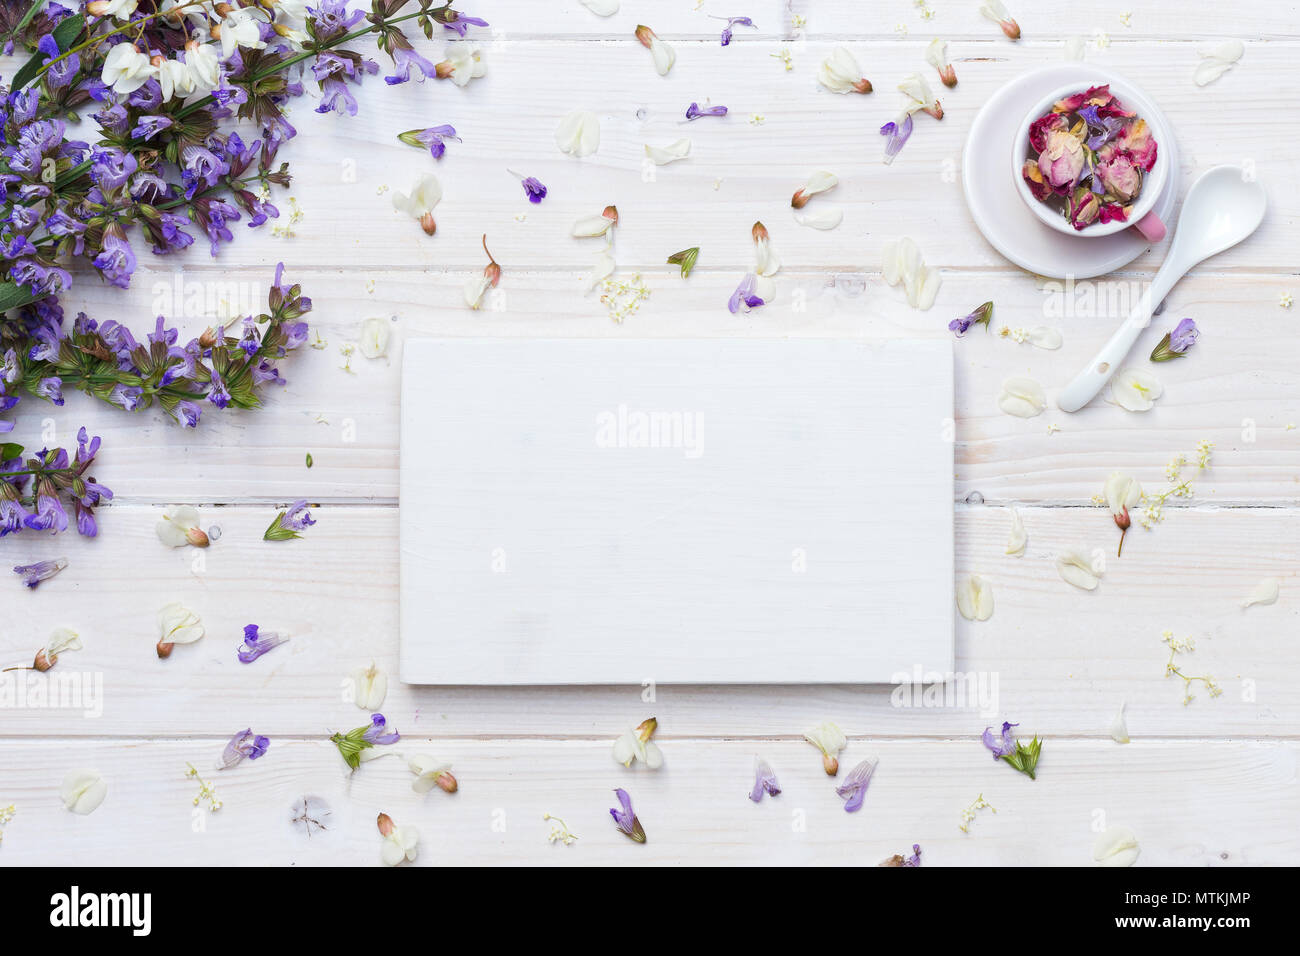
[612,731,638,766]
[586,247,616,292]
[955,575,994,621]
[643,741,664,769]
[818,47,865,94]
[1005,508,1026,556]
[1111,368,1163,412]
[881,237,940,310]
[358,317,390,359]
[803,720,847,757]
[794,207,843,230]
[925,38,948,70]
[898,72,937,113]
[1103,472,1142,516]
[351,662,387,710]
[61,769,107,815]
[391,174,441,218]
[159,602,204,644]
[571,215,614,238]
[997,376,1047,418]
[580,0,619,15]
[1093,826,1140,867]
[1064,36,1086,61]
[649,37,676,75]
[1026,327,1062,350]
[1241,577,1279,608]
[555,110,601,157]
[645,138,691,165]
[1109,701,1130,744]
[464,274,491,309]
[45,627,82,657]
[1056,551,1101,590]
[1194,39,1243,86]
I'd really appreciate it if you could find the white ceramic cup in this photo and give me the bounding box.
[1011,73,1170,241]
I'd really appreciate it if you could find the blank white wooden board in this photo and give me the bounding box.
[399,338,953,684]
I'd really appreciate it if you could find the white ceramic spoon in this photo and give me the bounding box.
[1057,165,1267,413]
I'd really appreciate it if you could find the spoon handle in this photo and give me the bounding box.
[1057,266,1181,413]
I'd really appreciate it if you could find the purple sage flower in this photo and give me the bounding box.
[237,624,290,663]
[727,273,765,314]
[362,713,400,745]
[748,757,781,802]
[880,113,914,165]
[443,14,489,37]
[982,721,1018,758]
[835,757,878,812]
[1152,317,1199,361]
[712,16,756,46]
[13,557,68,589]
[949,301,994,337]
[520,176,547,203]
[398,124,460,159]
[609,788,646,843]
[686,102,728,120]
[217,728,270,769]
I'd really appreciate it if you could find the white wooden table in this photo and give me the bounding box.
[2,1,1298,866]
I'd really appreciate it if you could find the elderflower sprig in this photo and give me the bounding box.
[1161,631,1222,705]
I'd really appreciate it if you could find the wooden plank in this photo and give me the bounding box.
[4,271,1297,504]
[14,38,1287,278]
[1,504,1295,738]
[0,737,1293,865]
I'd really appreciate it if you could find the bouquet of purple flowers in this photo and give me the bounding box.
[1,1,484,538]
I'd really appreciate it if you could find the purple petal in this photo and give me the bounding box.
[748,757,782,802]
[880,113,914,165]
[835,757,877,812]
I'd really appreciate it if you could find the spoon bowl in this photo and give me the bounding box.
[1057,165,1267,413]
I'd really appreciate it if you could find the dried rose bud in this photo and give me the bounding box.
[376,812,395,837]
[823,753,839,775]
[435,61,456,80]
[187,526,211,548]
[602,205,619,227]
[752,221,770,243]
[1001,18,1021,40]
[634,717,658,743]
[419,212,436,236]
[634,24,658,48]
[435,771,458,794]
[33,650,54,672]
[938,65,958,88]
[852,77,873,94]
[156,639,174,659]
[925,100,944,121]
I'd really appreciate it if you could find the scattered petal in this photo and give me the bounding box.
[1005,508,1027,555]
[409,754,458,794]
[1026,327,1063,350]
[1241,577,1279,608]
[1093,826,1140,867]
[1194,39,1243,87]
[13,557,68,589]
[61,769,107,815]
[1057,551,1101,590]
[1109,702,1130,744]
[997,376,1047,418]
[634,25,676,76]
[609,788,646,843]
[358,317,390,359]
[612,718,664,769]
[803,720,847,775]
[1111,368,1163,412]
[749,757,782,802]
[881,237,940,310]
[817,47,872,94]
[835,757,878,812]
[555,110,601,157]
[580,0,619,15]
[791,170,838,208]
[645,139,691,165]
[794,207,843,230]
[956,574,994,621]
[156,506,208,548]
[349,661,388,710]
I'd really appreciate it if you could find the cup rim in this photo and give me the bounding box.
[1011,73,1169,238]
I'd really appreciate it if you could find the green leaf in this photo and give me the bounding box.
[263,510,300,541]
[0,281,42,315]
[1001,735,1042,780]
[0,443,23,460]
[11,13,84,91]
[666,246,700,279]
[305,452,314,469]
[13,1,44,35]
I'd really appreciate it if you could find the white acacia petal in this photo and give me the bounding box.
[955,575,994,621]
[586,248,616,292]
[1093,826,1140,867]
[1241,577,1279,608]
[1109,702,1130,744]
[997,376,1047,418]
[555,110,601,157]
[1005,508,1026,556]
[580,0,619,15]
[571,215,613,238]
[645,138,691,165]
[61,769,107,815]
[1027,327,1062,350]
[925,38,948,70]
[794,207,843,230]
[1111,368,1163,412]
[1056,552,1100,590]
[358,317,390,359]
[649,38,675,75]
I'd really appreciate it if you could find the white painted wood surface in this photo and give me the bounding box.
[399,337,953,684]
[2,1,1299,865]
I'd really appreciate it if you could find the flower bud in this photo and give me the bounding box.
[938,65,957,88]
[602,205,619,227]
[852,77,873,94]
[634,25,657,48]
[434,771,458,793]
[823,753,839,776]
[1001,18,1021,40]
[435,61,456,80]
[376,812,395,836]
[199,327,220,348]
[186,526,211,548]
[419,212,436,236]
[156,639,174,659]
[634,716,658,743]
[33,650,54,672]
[87,0,111,14]
[752,221,769,243]
[924,101,944,120]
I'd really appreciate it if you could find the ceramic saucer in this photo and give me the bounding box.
[961,65,1179,279]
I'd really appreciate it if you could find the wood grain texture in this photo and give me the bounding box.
[1,0,1297,866]
[0,738,1294,866]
